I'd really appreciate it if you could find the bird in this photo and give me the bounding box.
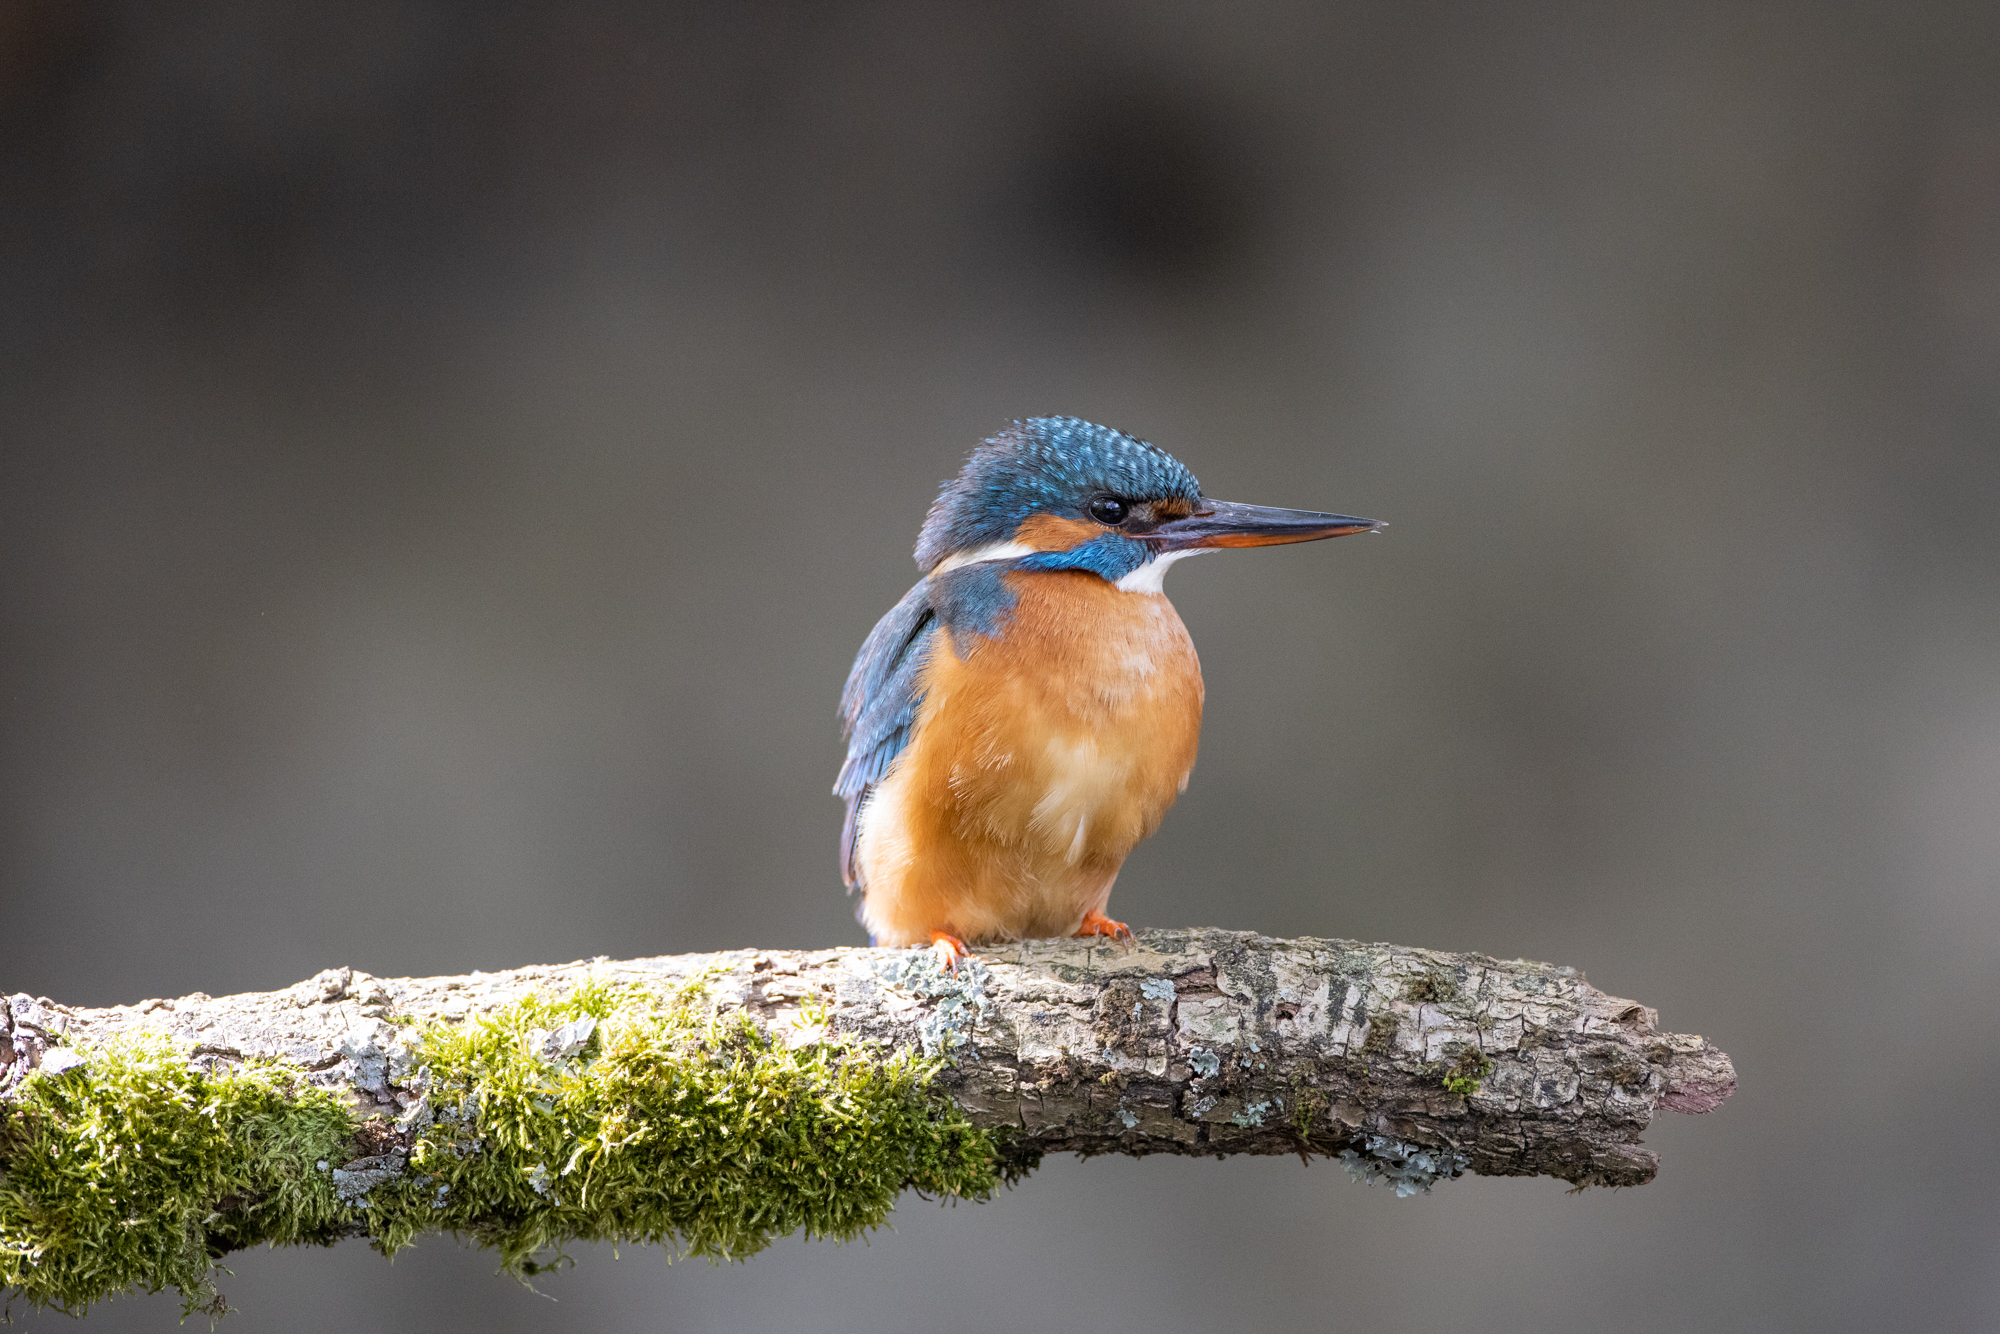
[835,416,1380,969]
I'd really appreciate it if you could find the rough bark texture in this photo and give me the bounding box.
[2,928,1733,1192]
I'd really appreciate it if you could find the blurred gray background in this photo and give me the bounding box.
[4,1,1998,1330]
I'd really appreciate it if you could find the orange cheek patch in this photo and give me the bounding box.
[1013,513,1104,551]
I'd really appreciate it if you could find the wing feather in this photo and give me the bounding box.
[835,580,938,890]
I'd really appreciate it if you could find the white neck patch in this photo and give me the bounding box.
[928,540,1036,576]
[1114,548,1208,594]
[931,539,1209,593]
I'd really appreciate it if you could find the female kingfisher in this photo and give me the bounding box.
[836,416,1380,966]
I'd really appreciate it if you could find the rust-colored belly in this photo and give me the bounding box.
[856,569,1203,946]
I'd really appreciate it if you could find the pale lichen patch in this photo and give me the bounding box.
[1337,1135,1467,1196]
[1230,1099,1276,1128]
[878,950,992,1057]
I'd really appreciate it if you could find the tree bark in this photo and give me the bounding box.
[2,928,1732,1193]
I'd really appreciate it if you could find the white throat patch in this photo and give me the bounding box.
[1114,548,1208,594]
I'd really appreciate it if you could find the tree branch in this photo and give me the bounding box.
[4,929,1736,1313]
[4,928,1731,1198]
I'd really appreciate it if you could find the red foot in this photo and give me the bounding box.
[1075,910,1133,943]
[928,932,972,973]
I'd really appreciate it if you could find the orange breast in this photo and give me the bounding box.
[855,569,1203,946]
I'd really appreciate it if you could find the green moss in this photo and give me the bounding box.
[365,978,1000,1274]
[0,1035,355,1319]
[1,979,1003,1318]
[1288,1079,1326,1140]
[1440,1048,1493,1098]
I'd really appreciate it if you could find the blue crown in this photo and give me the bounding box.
[914,417,1203,571]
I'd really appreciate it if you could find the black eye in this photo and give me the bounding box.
[1088,496,1129,526]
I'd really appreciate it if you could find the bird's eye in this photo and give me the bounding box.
[1088,496,1129,526]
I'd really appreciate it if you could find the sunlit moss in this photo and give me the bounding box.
[0,978,1002,1318]
[364,977,1001,1273]
[0,1036,353,1319]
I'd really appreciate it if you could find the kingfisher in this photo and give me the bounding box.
[836,416,1380,968]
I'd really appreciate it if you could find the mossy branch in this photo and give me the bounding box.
[2,929,1733,1317]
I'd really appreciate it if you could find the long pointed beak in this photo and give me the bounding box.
[1148,499,1383,551]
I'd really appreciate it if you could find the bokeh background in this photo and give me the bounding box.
[5,2,1999,1329]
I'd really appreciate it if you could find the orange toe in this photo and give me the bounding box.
[928,932,971,972]
[1076,910,1133,943]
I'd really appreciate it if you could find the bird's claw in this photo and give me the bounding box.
[928,932,972,973]
[1075,911,1133,944]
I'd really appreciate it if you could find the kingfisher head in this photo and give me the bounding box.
[915,416,1380,591]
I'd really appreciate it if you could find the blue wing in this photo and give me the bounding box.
[835,579,939,891]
